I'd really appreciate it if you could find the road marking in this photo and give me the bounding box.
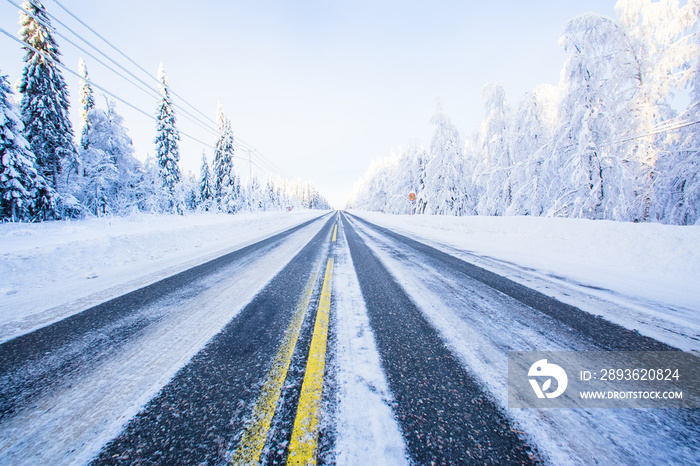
[287,257,334,465]
[231,258,323,465]
[332,224,337,242]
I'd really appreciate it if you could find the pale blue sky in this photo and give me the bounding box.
[0,0,618,207]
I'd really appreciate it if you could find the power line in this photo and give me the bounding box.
[234,138,290,178]
[8,0,154,96]
[8,0,220,140]
[0,26,216,150]
[51,0,218,128]
[615,119,700,145]
[45,0,291,179]
[45,0,293,181]
[5,2,292,181]
[50,0,153,81]
[231,145,291,181]
[6,0,157,99]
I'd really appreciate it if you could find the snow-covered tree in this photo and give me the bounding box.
[544,14,638,220]
[78,58,94,151]
[387,141,426,214]
[136,156,161,213]
[107,103,141,213]
[1,71,53,221]
[657,54,700,225]
[246,176,264,211]
[402,141,426,213]
[613,0,700,221]
[212,104,240,213]
[612,0,700,222]
[154,63,181,203]
[475,83,512,216]
[18,0,77,196]
[507,84,558,216]
[347,157,390,212]
[264,176,279,210]
[78,100,140,216]
[347,1,699,226]
[60,57,95,210]
[347,141,425,214]
[615,0,699,124]
[80,134,118,217]
[424,104,466,216]
[171,170,197,213]
[414,144,430,214]
[198,150,214,211]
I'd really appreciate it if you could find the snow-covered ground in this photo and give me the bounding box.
[349,211,700,353]
[0,210,327,343]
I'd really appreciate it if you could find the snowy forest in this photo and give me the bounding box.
[1,1,330,222]
[348,0,700,225]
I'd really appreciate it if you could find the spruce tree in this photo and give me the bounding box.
[78,58,95,151]
[18,0,77,194]
[199,150,214,210]
[1,72,53,221]
[212,103,238,212]
[264,176,278,209]
[154,63,181,201]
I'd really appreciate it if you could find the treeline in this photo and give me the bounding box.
[348,0,700,225]
[1,1,329,222]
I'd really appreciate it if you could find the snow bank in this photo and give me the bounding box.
[0,210,327,343]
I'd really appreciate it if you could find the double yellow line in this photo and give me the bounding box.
[288,257,333,464]
[233,220,338,465]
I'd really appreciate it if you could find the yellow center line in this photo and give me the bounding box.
[332,224,337,242]
[231,258,323,465]
[287,257,334,465]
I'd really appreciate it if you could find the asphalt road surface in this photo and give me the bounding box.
[0,210,696,465]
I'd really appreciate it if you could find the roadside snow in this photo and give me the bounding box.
[349,211,700,352]
[0,210,326,343]
[331,220,409,465]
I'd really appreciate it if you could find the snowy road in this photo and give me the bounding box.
[0,213,330,464]
[0,211,697,465]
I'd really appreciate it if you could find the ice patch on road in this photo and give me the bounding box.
[331,221,409,465]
